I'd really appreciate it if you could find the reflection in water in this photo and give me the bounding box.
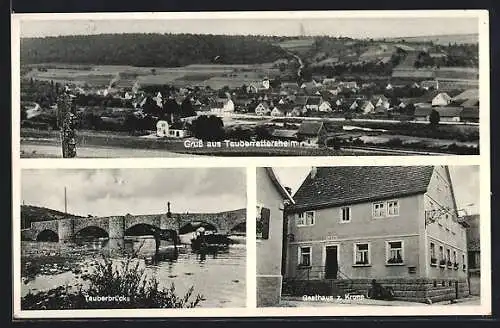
[21,236,246,308]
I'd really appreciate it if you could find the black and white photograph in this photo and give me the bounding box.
[257,165,482,308]
[14,11,485,158]
[17,168,247,311]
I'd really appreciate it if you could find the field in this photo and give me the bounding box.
[385,34,479,46]
[23,63,278,89]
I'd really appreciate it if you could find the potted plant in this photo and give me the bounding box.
[439,259,446,267]
[454,262,459,270]
[430,257,437,266]
[447,260,453,268]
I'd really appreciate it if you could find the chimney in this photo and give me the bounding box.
[310,167,317,179]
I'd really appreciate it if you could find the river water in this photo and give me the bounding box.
[21,236,246,308]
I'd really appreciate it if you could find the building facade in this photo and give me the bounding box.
[256,168,295,307]
[284,166,469,302]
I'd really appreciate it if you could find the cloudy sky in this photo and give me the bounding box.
[21,168,246,217]
[273,165,480,215]
[20,16,478,38]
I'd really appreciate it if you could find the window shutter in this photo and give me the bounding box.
[261,207,271,240]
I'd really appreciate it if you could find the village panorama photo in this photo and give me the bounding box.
[256,165,481,308]
[13,11,485,158]
[15,167,247,314]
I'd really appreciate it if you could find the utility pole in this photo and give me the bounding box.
[57,91,77,158]
[64,186,67,215]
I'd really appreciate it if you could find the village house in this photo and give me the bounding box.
[318,100,332,112]
[371,95,390,109]
[420,80,440,91]
[305,96,322,111]
[257,167,295,307]
[271,104,294,117]
[360,100,375,114]
[431,92,452,107]
[297,121,326,147]
[209,98,235,114]
[283,166,470,303]
[255,101,271,116]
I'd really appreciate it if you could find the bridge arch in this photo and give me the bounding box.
[36,229,59,242]
[74,226,109,240]
[125,223,161,236]
[179,221,218,235]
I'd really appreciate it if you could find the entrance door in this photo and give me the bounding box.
[325,246,338,279]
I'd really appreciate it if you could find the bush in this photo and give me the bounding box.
[21,255,203,309]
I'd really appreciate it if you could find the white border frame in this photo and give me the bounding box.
[11,9,491,318]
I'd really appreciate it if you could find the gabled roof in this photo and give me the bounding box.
[271,129,298,138]
[297,121,324,136]
[264,168,295,204]
[294,96,308,106]
[460,99,479,108]
[414,107,432,117]
[290,166,435,212]
[306,97,322,106]
[434,106,463,117]
[452,88,479,101]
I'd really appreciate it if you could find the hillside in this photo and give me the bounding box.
[21,205,84,228]
[20,33,291,67]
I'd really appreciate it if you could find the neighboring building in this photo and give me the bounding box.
[284,166,469,303]
[256,167,295,307]
[433,107,464,122]
[462,214,480,295]
[297,121,326,146]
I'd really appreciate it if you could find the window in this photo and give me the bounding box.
[373,202,386,218]
[387,241,404,264]
[340,207,351,223]
[298,246,312,267]
[387,200,399,216]
[354,243,370,265]
[439,245,446,267]
[462,254,466,271]
[447,249,452,267]
[430,242,437,266]
[297,211,315,226]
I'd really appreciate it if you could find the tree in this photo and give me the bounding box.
[180,97,196,118]
[429,109,440,128]
[191,115,225,141]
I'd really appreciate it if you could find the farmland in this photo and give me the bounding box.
[22,62,282,90]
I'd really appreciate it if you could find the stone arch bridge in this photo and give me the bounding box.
[27,209,246,242]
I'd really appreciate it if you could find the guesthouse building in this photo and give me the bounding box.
[284,166,470,303]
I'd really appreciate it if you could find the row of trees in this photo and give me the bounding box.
[21,33,290,67]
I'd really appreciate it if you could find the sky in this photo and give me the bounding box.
[19,17,478,39]
[21,168,246,217]
[273,165,480,215]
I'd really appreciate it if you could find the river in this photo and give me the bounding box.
[21,236,246,308]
